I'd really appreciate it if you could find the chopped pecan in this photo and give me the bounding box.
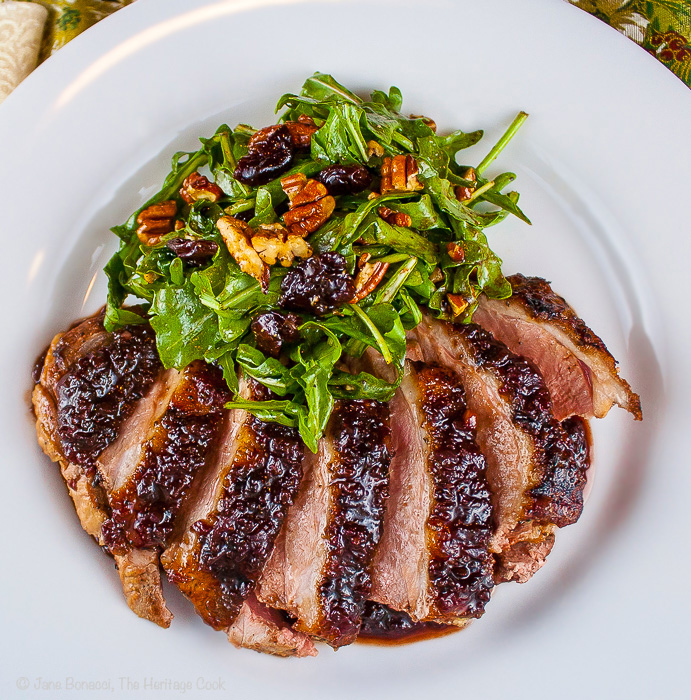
[284,116,319,149]
[351,261,389,303]
[280,172,309,203]
[280,174,336,236]
[447,293,469,316]
[378,205,412,228]
[250,224,312,267]
[430,266,444,283]
[136,200,177,245]
[446,241,465,262]
[179,172,224,204]
[358,252,372,268]
[380,155,423,195]
[455,167,477,202]
[367,140,385,158]
[216,215,269,290]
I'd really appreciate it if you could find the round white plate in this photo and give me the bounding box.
[1,0,689,698]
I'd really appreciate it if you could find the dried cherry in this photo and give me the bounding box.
[234,125,294,186]
[166,237,219,266]
[279,252,355,315]
[316,164,373,196]
[251,311,301,357]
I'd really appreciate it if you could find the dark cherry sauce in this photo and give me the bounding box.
[459,323,585,528]
[54,322,162,467]
[417,366,494,619]
[195,383,304,629]
[358,602,457,645]
[102,362,229,555]
[319,400,391,647]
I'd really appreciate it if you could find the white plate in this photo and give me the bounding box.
[1,0,689,698]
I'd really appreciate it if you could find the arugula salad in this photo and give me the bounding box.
[104,73,529,451]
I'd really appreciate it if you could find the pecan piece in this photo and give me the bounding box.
[250,224,313,267]
[447,293,469,316]
[280,174,336,237]
[380,155,423,194]
[216,216,269,290]
[446,241,465,262]
[179,172,224,204]
[351,261,390,303]
[455,167,477,202]
[378,205,412,228]
[136,200,177,245]
[284,115,319,149]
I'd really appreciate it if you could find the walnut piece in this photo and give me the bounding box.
[351,261,389,302]
[378,205,412,228]
[136,200,177,245]
[216,215,269,290]
[179,172,224,204]
[251,224,313,267]
[367,140,385,158]
[280,173,335,237]
[455,167,477,202]
[380,155,423,195]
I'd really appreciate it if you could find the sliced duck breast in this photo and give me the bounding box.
[367,355,494,625]
[474,274,641,421]
[408,314,590,584]
[32,312,162,543]
[97,360,230,627]
[258,398,391,647]
[227,594,317,658]
[161,380,304,636]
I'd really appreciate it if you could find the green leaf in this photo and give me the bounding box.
[226,399,303,428]
[150,283,220,367]
[422,174,484,227]
[329,370,399,401]
[300,72,362,104]
[359,217,439,264]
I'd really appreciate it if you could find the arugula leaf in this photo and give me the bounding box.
[150,282,220,367]
[102,74,529,447]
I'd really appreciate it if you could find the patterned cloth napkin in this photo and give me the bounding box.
[568,1,691,85]
[0,1,48,103]
[2,0,691,98]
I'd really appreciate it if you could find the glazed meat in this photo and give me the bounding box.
[33,312,162,544]
[33,272,640,655]
[227,594,317,658]
[474,274,641,421]
[161,380,304,633]
[408,315,589,583]
[258,399,391,647]
[97,361,230,626]
[368,359,493,625]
